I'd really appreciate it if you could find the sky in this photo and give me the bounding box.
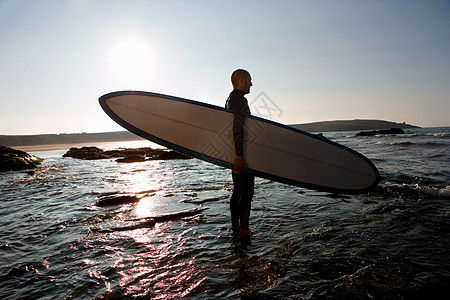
[0,0,449,135]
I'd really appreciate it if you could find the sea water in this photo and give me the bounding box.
[0,127,449,299]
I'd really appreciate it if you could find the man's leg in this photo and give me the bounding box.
[230,172,242,233]
[239,173,254,236]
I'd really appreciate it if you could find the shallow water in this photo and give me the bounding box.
[0,127,449,299]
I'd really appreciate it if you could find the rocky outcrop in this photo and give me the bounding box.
[356,128,405,137]
[0,146,43,172]
[62,146,191,162]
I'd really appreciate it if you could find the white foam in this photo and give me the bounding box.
[423,185,450,199]
[437,186,450,198]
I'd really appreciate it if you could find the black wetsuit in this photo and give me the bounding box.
[225,89,255,231]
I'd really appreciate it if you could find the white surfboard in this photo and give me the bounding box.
[99,91,379,194]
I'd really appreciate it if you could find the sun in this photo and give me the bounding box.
[108,37,156,88]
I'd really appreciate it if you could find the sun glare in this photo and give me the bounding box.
[134,196,157,218]
[108,38,156,87]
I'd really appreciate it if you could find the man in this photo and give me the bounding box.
[225,69,254,237]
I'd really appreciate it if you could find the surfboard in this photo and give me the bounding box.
[99,91,379,194]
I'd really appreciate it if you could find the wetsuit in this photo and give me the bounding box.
[225,89,255,232]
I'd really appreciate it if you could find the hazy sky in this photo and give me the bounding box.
[1,0,449,135]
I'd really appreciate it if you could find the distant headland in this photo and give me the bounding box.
[0,131,141,147]
[0,119,419,147]
[290,119,419,133]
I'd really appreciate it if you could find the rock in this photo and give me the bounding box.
[356,128,405,137]
[0,146,43,172]
[96,218,156,233]
[63,146,191,161]
[142,208,207,223]
[63,146,108,160]
[94,208,207,233]
[97,194,142,207]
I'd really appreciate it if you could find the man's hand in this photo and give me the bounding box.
[232,155,248,174]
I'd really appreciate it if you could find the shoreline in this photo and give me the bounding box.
[15,140,150,153]
[11,126,449,153]
[6,125,450,154]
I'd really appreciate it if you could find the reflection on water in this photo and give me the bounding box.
[111,160,167,194]
[133,197,158,219]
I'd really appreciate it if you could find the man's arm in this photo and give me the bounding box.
[230,99,248,173]
[233,155,248,173]
[233,112,245,157]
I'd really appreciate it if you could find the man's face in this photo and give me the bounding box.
[241,75,252,94]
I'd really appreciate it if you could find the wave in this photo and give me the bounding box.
[347,133,449,142]
[432,132,450,138]
[427,185,450,198]
[376,141,414,146]
[396,132,450,138]
[376,141,448,147]
[373,182,450,200]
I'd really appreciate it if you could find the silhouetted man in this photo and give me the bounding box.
[225,69,254,237]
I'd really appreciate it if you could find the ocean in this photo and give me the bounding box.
[1,127,449,299]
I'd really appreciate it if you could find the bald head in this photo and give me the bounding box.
[231,69,252,94]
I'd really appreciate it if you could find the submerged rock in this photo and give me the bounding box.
[96,194,142,207]
[94,208,207,233]
[356,128,405,137]
[0,146,43,172]
[63,146,191,161]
